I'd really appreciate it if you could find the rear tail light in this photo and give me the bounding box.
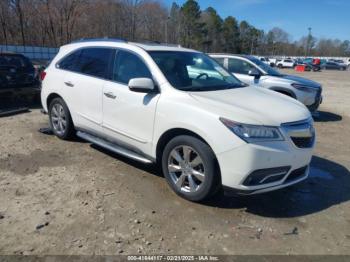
[40,71,47,81]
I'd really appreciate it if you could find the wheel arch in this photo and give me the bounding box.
[46,93,76,127]
[155,127,222,186]
[155,128,221,174]
[46,93,63,109]
[156,128,206,162]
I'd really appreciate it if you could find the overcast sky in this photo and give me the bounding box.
[164,0,350,41]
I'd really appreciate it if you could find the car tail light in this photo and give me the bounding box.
[40,71,47,81]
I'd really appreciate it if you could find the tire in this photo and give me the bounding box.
[161,135,220,202]
[277,64,283,69]
[48,97,75,140]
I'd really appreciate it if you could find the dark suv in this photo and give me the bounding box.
[0,53,40,99]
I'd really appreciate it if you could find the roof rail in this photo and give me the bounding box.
[71,37,127,44]
[134,40,182,48]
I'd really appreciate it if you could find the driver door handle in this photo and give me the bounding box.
[104,92,116,99]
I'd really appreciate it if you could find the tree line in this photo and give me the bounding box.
[1,0,349,57]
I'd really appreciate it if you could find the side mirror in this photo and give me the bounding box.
[128,78,155,93]
[248,68,261,79]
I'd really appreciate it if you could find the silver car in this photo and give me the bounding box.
[210,54,323,112]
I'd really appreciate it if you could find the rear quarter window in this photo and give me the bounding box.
[57,50,81,71]
[57,47,114,79]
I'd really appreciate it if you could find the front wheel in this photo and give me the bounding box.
[49,97,75,140]
[162,135,220,202]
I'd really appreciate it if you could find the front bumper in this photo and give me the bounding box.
[217,130,314,195]
[298,88,322,112]
[307,91,322,112]
[223,165,309,195]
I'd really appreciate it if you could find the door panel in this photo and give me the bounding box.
[102,49,160,154]
[227,58,257,85]
[65,72,104,131]
[102,81,159,147]
[56,47,115,133]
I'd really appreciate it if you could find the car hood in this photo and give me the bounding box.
[189,86,311,126]
[279,74,321,88]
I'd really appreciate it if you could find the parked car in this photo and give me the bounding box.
[0,53,40,99]
[210,54,322,112]
[259,57,274,67]
[276,58,295,68]
[295,59,313,71]
[321,61,347,71]
[268,58,278,67]
[41,39,315,201]
[335,59,347,68]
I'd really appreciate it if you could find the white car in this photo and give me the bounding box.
[258,57,273,66]
[276,58,295,68]
[41,39,315,201]
[210,54,322,112]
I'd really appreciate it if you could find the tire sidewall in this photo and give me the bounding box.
[49,97,74,140]
[161,135,219,202]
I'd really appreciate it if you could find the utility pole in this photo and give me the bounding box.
[165,16,170,44]
[306,27,312,57]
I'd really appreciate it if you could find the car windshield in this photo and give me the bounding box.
[148,51,245,91]
[247,56,282,77]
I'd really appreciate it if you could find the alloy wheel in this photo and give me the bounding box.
[50,103,67,136]
[168,145,205,193]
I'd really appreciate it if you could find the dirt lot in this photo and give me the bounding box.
[0,69,350,255]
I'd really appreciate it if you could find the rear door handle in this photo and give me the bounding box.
[64,81,74,87]
[104,92,116,99]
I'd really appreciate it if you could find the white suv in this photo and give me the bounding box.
[41,39,315,201]
[276,58,295,68]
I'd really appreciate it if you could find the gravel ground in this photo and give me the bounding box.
[0,69,350,255]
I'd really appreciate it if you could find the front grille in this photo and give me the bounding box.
[285,165,308,182]
[282,118,315,149]
[291,136,315,148]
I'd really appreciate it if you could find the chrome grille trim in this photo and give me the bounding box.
[281,118,315,148]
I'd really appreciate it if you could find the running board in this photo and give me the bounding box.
[76,131,153,164]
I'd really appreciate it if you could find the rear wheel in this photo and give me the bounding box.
[49,97,75,140]
[162,135,220,202]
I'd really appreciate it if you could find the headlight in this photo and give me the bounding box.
[291,83,318,93]
[220,118,284,142]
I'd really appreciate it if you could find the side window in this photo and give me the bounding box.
[228,58,255,75]
[58,50,81,71]
[213,57,225,66]
[113,50,152,84]
[77,48,114,78]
